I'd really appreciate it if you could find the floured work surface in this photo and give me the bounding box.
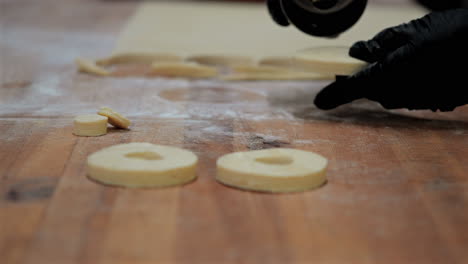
[3,0,468,263]
[77,1,427,79]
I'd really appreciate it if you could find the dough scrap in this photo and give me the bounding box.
[76,58,110,76]
[187,55,254,67]
[73,114,108,137]
[87,143,198,188]
[151,62,218,78]
[216,148,328,193]
[96,53,182,66]
[98,107,131,129]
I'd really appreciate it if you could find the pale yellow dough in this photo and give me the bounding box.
[216,148,328,193]
[187,55,254,67]
[76,2,426,79]
[151,62,218,78]
[232,65,295,74]
[222,72,331,81]
[294,46,367,75]
[76,58,110,76]
[226,65,332,80]
[87,143,198,188]
[96,53,182,66]
[259,57,296,68]
[260,47,367,76]
[98,107,131,129]
[73,114,108,137]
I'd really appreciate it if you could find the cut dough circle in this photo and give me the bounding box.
[216,148,328,193]
[73,114,108,137]
[98,107,131,129]
[87,143,198,188]
[293,46,367,75]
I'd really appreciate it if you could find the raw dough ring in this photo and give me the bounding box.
[216,148,327,193]
[87,143,198,188]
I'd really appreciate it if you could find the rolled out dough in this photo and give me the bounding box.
[216,148,328,193]
[77,2,427,79]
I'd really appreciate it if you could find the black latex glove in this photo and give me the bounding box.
[314,9,468,112]
[416,0,468,11]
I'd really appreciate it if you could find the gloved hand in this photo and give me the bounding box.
[314,8,468,112]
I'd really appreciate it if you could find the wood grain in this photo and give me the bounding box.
[1,0,468,264]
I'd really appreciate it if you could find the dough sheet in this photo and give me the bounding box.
[77,2,427,79]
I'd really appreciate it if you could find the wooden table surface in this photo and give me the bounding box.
[1,0,468,263]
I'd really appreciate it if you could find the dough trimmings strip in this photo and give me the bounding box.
[187,55,254,67]
[259,56,296,68]
[150,62,218,78]
[221,72,332,81]
[96,53,183,66]
[232,65,294,74]
[293,46,367,75]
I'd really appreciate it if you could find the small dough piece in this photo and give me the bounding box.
[187,55,254,67]
[87,143,198,188]
[293,46,367,75]
[216,148,328,193]
[96,53,182,66]
[151,62,218,78]
[76,58,110,76]
[73,114,108,137]
[98,107,131,129]
[222,72,332,81]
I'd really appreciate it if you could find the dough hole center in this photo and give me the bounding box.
[255,155,293,165]
[125,151,163,161]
